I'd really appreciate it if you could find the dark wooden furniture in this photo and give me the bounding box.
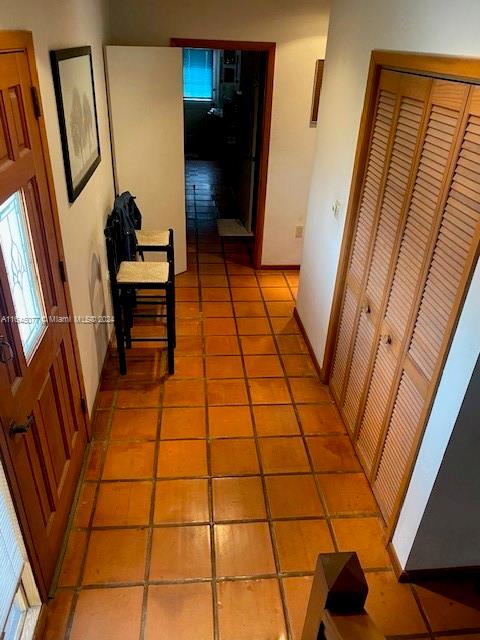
[302,552,385,640]
[104,217,175,375]
[113,191,175,267]
[136,228,174,265]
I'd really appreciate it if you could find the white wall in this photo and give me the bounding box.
[105,0,329,266]
[297,0,480,568]
[0,0,115,411]
[405,356,480,570]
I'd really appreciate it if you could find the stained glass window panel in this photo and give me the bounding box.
[0,191,45,360]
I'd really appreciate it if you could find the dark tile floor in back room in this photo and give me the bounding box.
[41,160,480,639]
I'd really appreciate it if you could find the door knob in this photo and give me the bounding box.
[381,334,392,345]
[10,415,33,436]
[362,303,371,315]
[0,336,14,363]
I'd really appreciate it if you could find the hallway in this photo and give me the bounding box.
[186,159,244,222]
[41,219,480,640]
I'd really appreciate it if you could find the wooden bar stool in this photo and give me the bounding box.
[114,191,175,267]
[104,218,175,375]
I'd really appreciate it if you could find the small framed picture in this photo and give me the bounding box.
[310,59,325,126]
[50,46,101,203]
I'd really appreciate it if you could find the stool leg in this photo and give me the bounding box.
[171,278,176,349]
[123,301,132,349]
[112,287,126,374]
[166,285,175,374]
[169,246,176,348]
[169,243,175,278]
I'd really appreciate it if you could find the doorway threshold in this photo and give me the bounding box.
[217,218,254,237]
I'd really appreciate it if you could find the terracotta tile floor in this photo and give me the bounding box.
[41,215,480,639]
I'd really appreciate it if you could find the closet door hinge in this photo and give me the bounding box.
[31,86,42,119]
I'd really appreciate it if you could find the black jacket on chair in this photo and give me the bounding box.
[110,191,142,262]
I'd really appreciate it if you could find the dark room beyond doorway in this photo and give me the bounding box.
[181,45,267,251]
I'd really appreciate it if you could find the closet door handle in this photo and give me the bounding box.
[362,303,371,315]
[381,333,392,345]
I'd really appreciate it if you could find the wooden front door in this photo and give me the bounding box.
[0,33,88,597]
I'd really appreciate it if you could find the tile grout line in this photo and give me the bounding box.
[70,468,386,483]
[104,431,352,442]
[103,428,351,440]
[409,583,435,640]
[103,398,335,409]
[51,562,416,590]
[198,220,221,640]
[138,364,165,640]
[190,212,221,640]
[66,511,383,531]
[225,240,294,640]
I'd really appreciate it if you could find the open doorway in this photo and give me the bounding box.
[171,39,275,267]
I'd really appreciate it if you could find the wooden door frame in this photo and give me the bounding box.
[170,37,275,269]
[322,49,480,548]
[0,30,90,598]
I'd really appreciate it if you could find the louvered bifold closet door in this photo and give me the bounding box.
[372,81,477,522]
[330,70,398,405]
[408,87,480,378]
[331,71,431,436]
[354,75,431,470]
